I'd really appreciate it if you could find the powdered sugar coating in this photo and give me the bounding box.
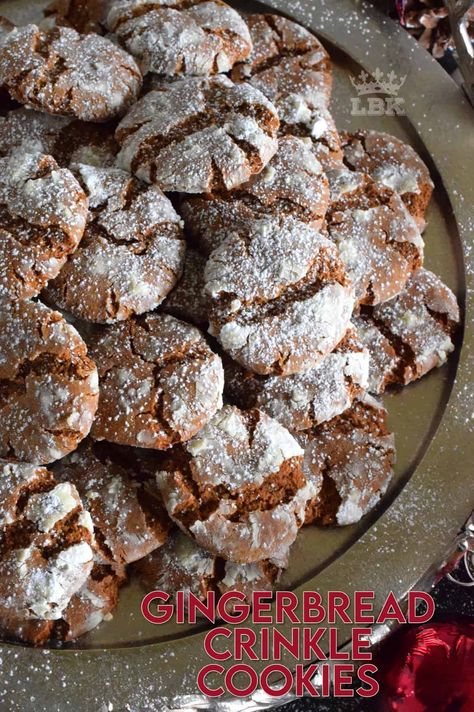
[107,0,252,76]
[180,135,330,256]
[0,150,88,300]
[0,460,94,625]
[224,328,369,430]
[157,405,314,564]
[205,215,355,375]
[115,75,279,193]
[0,24,142,122]
[302,394,395,526]
[326,167,424,305]
[0,300,99,465]
[44,164,186,323]
[358,268,460,391]
[88,313,224,449]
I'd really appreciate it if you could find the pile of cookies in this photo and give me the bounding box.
[0,0,460,644]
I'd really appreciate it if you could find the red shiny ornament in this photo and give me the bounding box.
[377,623,474,711]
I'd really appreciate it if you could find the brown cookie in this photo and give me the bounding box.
[302,395,395,526]
[156,406,314,565]
[0,24,142,122]
[0,108,119,169]
[44,0,112,34]
[88,313,224,449]
[0,150,88,301]
[0,460,95,631]
[326,167,424,305]
[161,248,210,329]
[205,215,355,375]
[341,130,434,229]
[134,529,282,604]
[224,328,369,431]
[106,0,252,77]
[231,14,341,169]
[0,301,99,465]
[354,269,460,393]
[53,440,170,565]
[115,75,279,193]
[180,135,330,256]
[44,164,186,323]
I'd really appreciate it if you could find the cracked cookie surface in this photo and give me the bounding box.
[107,0,251,77]
[0,150,88,301]
[232,14,341,169]
[115,75,279,193]
[354,269,460,393]
[301,394,395,526]
[156,405,314,564]
[44,164,186,323]
[326,167,424,305]
[205,215,355,375]
[88,313,224,449]
[180,135,330,256]
[0,24,142,122]
[0,460,95,638]
[224,328,369,431]
[0,300,99,465]
[341,130,434,229]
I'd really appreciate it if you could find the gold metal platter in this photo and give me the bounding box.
[0,0,473,710]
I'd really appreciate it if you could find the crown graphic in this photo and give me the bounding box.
[350,68,406,96]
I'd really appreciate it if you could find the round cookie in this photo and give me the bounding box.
[44,0,112,34]
[134,530,282,605]
[161,248,210,329]
[341,130,434,229]
[0,460,95,629]
[355,268,460,393]
[0,24,142,122]
[44,164,186,323]
[180,135,330,256]
[156,405,315,565]
[88,313,224,449]
[326,167,424,305]
[231,14,341,169]
[302,395,395,526]
[0,108,119,168]
[224,328,369,431]
[54,440,171,565]
[205,215,355,376]
[0,301,99,465]
[106,0,252,77]
[115,75,279,193]
[0,149,88,301]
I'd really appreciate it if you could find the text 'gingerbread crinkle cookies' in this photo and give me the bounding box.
[231,14,342,169]
[115,75,279,193]
[106,0,251,77]
[224,328,369,431]
[354,269,460,394]
[0,461,95,631]
[53,440,170,565]
[156,406,315,565]
[134,530,282,605]
[326,167,424,305]
[0,301,99,465]
[180,135,330,256]
[0,150,88,301]
[301,394,395,527]
[0,24,142,122]
[0,108,119,169]
[44,164,186,323]
[88,313,224,449]
[205,215,355,376]
[340,130,434,229]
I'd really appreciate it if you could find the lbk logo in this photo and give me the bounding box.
[350,68,406,116]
